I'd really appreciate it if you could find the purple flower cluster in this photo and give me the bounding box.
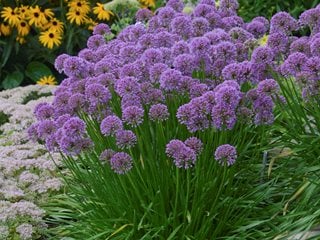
[166,137,203,168]
[214,144,237,166]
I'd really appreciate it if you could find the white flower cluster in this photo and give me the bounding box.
[0,85,62,239]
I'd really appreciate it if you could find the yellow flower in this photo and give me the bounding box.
[17,19,30,36]
[28,6,48,27]
[16,35,26,44]
[68,0,90,14]
[93,3,113,21]
[139,0,155,8]
[45,18,64,33]
[85,17,98,31]
[1,7,20,26]
[0,22,11,36]
[258,34,269,46]
[66,9,87,25]
[39,29,62,49]
[37,75,57,85]
[17,5,30,19]
[42,8,55,19]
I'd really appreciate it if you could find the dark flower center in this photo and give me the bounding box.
[49,33,54,38]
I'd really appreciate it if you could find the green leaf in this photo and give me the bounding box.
[25,61,52,82]
[2,71,24,89]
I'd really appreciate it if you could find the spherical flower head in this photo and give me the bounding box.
[122,106,144,126]
[63,56,89,78]
[270,11,299,35]
[100,149,116,163]
[204,29,231,45]
[252,94,275,125]
[160,69,183,92]
[185,137,203,155]
[299,8,320,30]
[149,63,169,83]
[115,130,137,149]
[245,20,267,38]
[100,115,123,136]
[251,46,274,65]
[170,15,193,39]
[166,0,184,12]
[172,41,190,56]
[157,7,176,28]
[193,4,216,17]
[68,93,87,112]
[212,104,237,130]
[119,45,141,64]
[267,32,289,55]
[121,94,142,109]
[54,53,69,73]
[85,83,112,107]
[135,8,153,22]
[221,16,244,31]
[192,17,210,36]
[16,223,33,240]
[141,48,163,65]
[149,104,169,121]
[93,23,111,35]
[34,102,54,121]
[220,0,239,12]
[115,77,140,97]
[37,120,57,140]
[110,152,133,174]
[27,122,40,142]
[62,117,86,136]
[206,11,223,29]
[310,38,320,57]
[87,35,106,50]
[214,144,237,166]
[281,52,308,76]
[213,41,237,62]
[222,61,252,84]
[78,49,98,63]
[166,139,197,169]
[252,16,269,30]
[190,36,211,55]
[229,27,254,43]
[173,54,195,76]
[257,79,279,94]
[289,37,311,56]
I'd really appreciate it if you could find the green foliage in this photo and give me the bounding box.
[22,91,52,104]
[238,0,319,21]
[0,111,10,135]
[25,61,53,83]
[1,70,24,89]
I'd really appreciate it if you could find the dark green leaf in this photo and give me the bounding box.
[2,71,24,89]
[25,61,52,82]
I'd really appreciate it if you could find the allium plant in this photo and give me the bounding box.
[30,0,320,239]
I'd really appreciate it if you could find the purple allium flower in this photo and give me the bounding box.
[252,94,274,125]
[212,41,237,62]
[310,38,320,57]
[289,37,311,56]
[149,103,169,121]
[192,17,210,36]
[115,77,140,97]
[58,135,92,156]
[190,37,211,55]
[221,16,244,31]
[270,11,299,35]
[252,16,269,29]
[172,41,190,56]
[68,93,87,112]
[170,15,193,39]
[193,4,216,17]
[122,106,144,126]
[99,149,115,163]
[55,114,72,128]
[160,47,174,65]
[157,7,177,28]
[63,56,89,78]
[135,8,153,22]
[100,115,123,136]
[185,137,203,155]
[121,94,142,109]
[199,0,215,5]
[189,83,209,99]
[78,49,98,63]
[299,8,320,30]
[37,120,57,140]
[257,79,279,94]
[281,52,308,76]
[62,117,86,136]
[212,105,237,130]
[173,54,196,76]
[160,69,183,91]
[115,130,137,149]
[245,20,267,38]
[34,103,54,121]
[141,48,163,65]
[119,45,141,64]
[166,139,197,169]
[206,11,223,29]
[222,61,252,84]
[45,134,59,152]
[120,63,142,79]
[109,152,133,174]
[229,27,254,43]
[54,53,69,73]
[166,0,184,12]
[204,29,231,45]
[267,32,289,56]
[220,0,239,12]
[85,83,112,107]
[87,35,106,50]
[214,144,237,166]
[27,123,40,142]
[93,23,111,35]
[251,46,274,65]
[155,31,180,48]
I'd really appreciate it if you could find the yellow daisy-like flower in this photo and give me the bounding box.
[1,6,20,26]
[37,75,57,85]
[68,0,91,14]
[17,19,30,36]
[45,18,64,33]
[16,35,26,44]
[39,29,62,49]
[42,8,55,19]
[85,17,98,31]
[139,0,155,8]
[66,9,87,25]
[93,3,113,21]
[28,5,48,27]
[18,5,30,19]
[0,22,12,36]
